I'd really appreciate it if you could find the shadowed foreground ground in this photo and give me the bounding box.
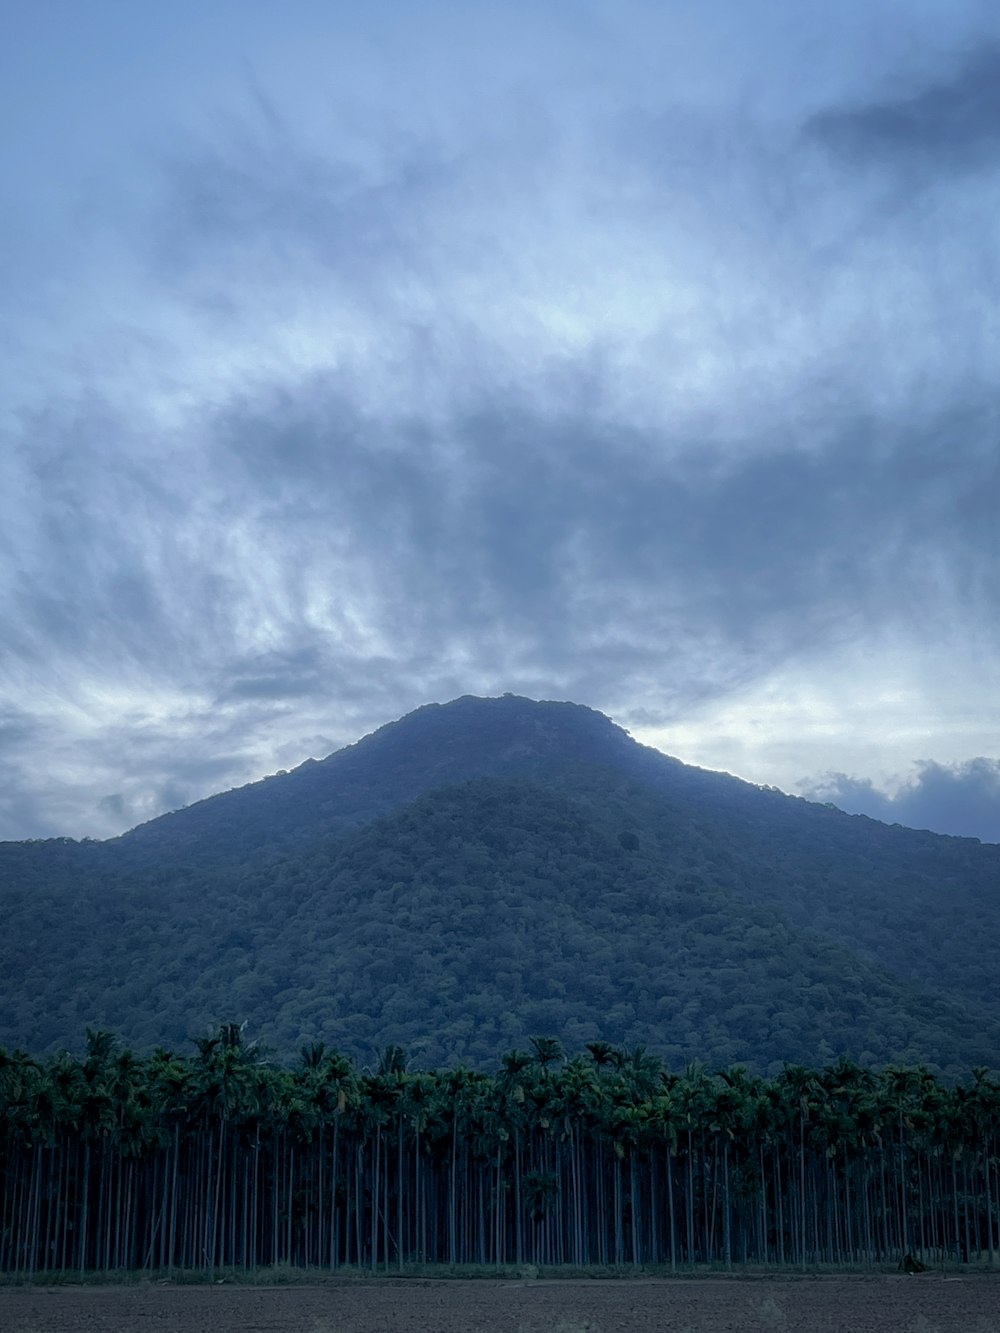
[3,1275,999,1333]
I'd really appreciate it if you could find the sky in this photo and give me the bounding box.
[1,0,998,844]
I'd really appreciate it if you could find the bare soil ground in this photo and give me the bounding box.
[2,1274,998,1333]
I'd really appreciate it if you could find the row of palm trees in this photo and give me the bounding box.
[2,1026,998,1275]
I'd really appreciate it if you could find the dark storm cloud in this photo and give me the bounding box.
[17,111,999,732]
[203,364,1000,719]
[807,43,1000,174]
[98,793,129,821]
[212,643,420,711]
[803,759,1000,844]
[216,645,331,703]
[18,231,996,738]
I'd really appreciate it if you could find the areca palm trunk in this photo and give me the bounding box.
[775,1143,785,1266]
[397,1116,405,1271]
[805,1109,810,1263]
[514,1131,523,1263]
[613,1153,624,1263]
[984,1134,995,1265]
[11,1148,27,1273]
[896,1106,908,1257]
[60,1143,74,1271]
[329,1123,340,1267]
[685,1130,695,1263]
[861,1159,873,1264]
[167,1125,179,1274]
[449,1117,458,1264]
[28,1142,43,1278]
[629,1149,640,1265]
[757,1144,768,1263]
[357,1141,365,1263]
[416,1124,425,1264]
[210,1125,225,1271]
[648,1148,658,1265]
[371,1128,380,1270]
[842,1144,853,1262]
[240,1153,249,1268]
[703,1136,713,1262]
[951,1155,961,1263]
[666,1148,676,1270]
[286,1142,295,1265]
[271,1133,280,1266]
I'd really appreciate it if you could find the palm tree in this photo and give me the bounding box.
[968,1067,1000,1265]
[777,1064,824,1266]
[585,1041,615,1072]
[496,1051,533,1262]
[528,1037,564,1071]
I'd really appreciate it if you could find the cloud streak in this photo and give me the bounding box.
[807,44,1000,176]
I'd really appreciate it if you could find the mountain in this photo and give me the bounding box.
[113,694,646,857]
[1,694,998,1074]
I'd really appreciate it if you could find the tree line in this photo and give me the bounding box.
[2,1026,999,1276]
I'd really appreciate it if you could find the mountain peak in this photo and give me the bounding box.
[351,693,634,767]
[118,694,641,855]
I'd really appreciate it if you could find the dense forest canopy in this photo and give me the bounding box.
[0,695,998,1073]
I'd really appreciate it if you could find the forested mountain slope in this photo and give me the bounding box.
[0,695,997,1073]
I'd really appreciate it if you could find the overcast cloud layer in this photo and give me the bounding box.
[1,1,998,842]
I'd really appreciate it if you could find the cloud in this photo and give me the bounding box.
[802,759,1000,843]
[201,369,999,683]
[0,708,60,841]
[2,6,1000,838]
[806,44,1000,176]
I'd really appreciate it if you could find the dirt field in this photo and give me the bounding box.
[2,1274,998,1333]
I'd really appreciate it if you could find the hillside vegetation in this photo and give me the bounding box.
[0,695,997,1074]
